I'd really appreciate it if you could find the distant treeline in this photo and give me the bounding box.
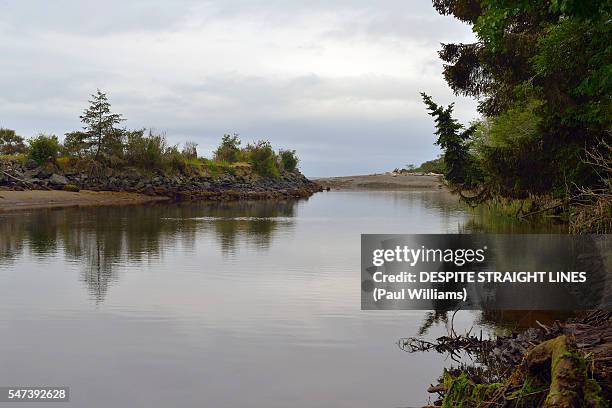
[400,157,445,174]
[421,0,611,232]
[0,90,299,177]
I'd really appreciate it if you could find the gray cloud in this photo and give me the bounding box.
[0,0,477,176]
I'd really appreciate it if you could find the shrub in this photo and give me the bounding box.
[0,128,27,155]
[182,141,198,160]
[279,149,299,171]
[124,129,167,168]
[213,134,241,163]
[245,140,279,177]
[28,134,60,165]
[165,145,186,173]
[56,156,75,171]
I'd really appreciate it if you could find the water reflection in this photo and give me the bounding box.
[461,205,567,233]
[0,200,301,302]
[0,190,583,408]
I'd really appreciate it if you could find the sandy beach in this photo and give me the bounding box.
[315,173,444,190]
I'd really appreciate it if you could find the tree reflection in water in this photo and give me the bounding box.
[0,199,301,303]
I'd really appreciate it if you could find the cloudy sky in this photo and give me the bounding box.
[0,0,477,176]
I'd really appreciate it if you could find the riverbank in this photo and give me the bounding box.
[0,157,322,211]
[316,172,444,190]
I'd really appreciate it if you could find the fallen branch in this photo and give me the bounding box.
[1,169,51,191]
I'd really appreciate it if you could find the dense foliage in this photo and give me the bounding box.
[423,0,611,229]
[244,140,280,178]
[213,134,242,163]
[279,149,299,172]
[2,90,300,178]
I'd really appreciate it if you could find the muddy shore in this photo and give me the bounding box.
[0,190,169,212]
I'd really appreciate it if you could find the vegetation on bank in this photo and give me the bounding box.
[0,90,300,178]
[405,311,611,408]
[420,0,611,233]
[430,333,608,408]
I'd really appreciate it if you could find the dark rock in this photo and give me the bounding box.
[49,174,68,186]
[1,156,321,201]
[24,168,41,178]
[25,159,38,170]
[38,168,52,179]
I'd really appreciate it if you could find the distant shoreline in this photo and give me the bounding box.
[315,172,445,191]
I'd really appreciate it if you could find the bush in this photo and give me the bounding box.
[124,129,167,168]
[279,149,299,171]
[56,156,76,171]
[182,141,198,160]
[0,128,27,155]
[28,134,60,165]
[245,140,279,177]
[165,145,186,173]
[213,134,241,163]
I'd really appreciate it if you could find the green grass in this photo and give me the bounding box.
[0,153,27,162]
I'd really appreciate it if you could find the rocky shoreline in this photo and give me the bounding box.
[0,158,322,202]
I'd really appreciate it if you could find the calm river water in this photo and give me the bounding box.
[0,191,560,407]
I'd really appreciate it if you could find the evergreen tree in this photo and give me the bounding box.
[421,92,478,187]
[430,0,611,194]
[66,90,125,159]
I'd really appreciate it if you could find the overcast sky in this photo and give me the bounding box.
[0,0,478,176]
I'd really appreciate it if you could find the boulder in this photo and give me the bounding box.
[24,168,41,179]
[49,173,68,186]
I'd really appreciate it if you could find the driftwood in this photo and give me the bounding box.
[1,169,52,191]
[525,335,584,407]
[399,331,492,364]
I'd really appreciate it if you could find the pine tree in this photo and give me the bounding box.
[421,92,478,187]
[65,90,125,159]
